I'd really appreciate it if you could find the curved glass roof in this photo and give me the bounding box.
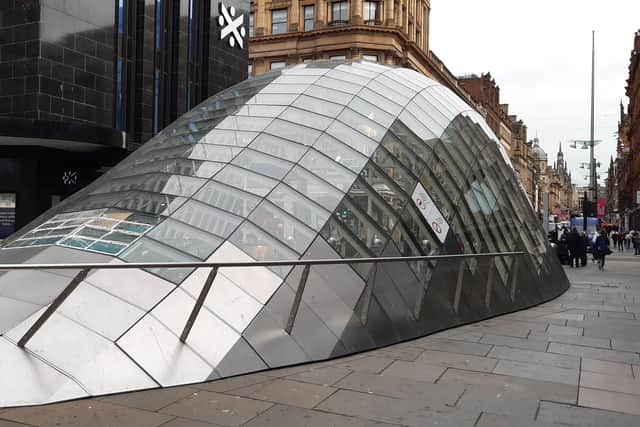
[0,61,564,407]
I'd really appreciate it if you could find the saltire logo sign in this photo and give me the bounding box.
[218,3,246,49]
[412,183,449,244]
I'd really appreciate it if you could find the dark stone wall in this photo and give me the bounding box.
[0,0,41,119]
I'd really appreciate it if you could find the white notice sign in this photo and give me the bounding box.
[412,183,450,244]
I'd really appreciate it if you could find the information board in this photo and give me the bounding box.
[411,183,450,244]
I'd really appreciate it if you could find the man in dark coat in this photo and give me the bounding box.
[566,227,581,267]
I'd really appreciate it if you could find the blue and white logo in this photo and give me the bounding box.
[218,3,246,49]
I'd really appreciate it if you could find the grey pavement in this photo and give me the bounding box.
[1,253,640,426]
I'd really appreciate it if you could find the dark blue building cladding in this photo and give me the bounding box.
[0,0,249,238]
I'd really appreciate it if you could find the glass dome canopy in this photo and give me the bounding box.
[0,61,568,407]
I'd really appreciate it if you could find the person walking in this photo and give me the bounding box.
[634,231,640,256]
[566,227,581,268]
[594,230,611,270]
[578,231,588,267]
[618,231,625,251]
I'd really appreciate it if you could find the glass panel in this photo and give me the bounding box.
[263,118,323,146]
[314,76,361,95]
[188,144,243,162]
[348,176,399,236]
[326,69,371,86]
[172,200,242,238]
[214,164,279,197]
[357,88,402,117]
[87,240,127,255]
[200,129,258,147]
[114,191,187,216]
[305,84,354,105]
[326,120,378,156]
[235,104,287,117]
[292,94,345,118]
[313,133,368,173]
[336,108,386,142]
[231,149,294,181]
[298,149,357,192]
[333,198,388,255]
[120,237,197,284]
[216,116,274,132]
[249,133,309,163]
[348,95,395,128]
[247,93,299,105]
[194,180,261,217]
[267,184,331,231]
[249,201,315,253]
[229,221,299,277]
[147,218,223,259]
[283,166,344,212]
[279,107,334,131]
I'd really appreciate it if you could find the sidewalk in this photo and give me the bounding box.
[1,255,639,427]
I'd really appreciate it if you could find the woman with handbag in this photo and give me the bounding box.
[594,230,612,270]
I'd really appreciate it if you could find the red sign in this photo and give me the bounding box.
[597,198,606,219]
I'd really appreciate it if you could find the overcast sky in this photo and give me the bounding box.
[430,0,640,188]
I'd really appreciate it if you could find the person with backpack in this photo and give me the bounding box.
[594,230,611,270]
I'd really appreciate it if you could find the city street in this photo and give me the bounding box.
[1,253,639,427]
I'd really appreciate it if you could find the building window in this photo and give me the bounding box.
[270,61,286,70]
[363,54,378,62]
[186,0,196,109]
[153,0,163,134]
[303,5,314,31]
[115,0,125,130]
[249,12,254,37]
[363,1,379,24]
[330,55,346,61]
[271,9,288,34]
[248,63,253,76]
[330,1,348,25]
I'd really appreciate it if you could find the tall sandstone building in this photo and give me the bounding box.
[247,0,470,101]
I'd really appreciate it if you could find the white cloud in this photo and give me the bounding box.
[430,0,639,186]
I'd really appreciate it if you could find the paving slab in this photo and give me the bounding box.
[245,379,336,409]
[581,358,634,377]
[316,389,480,427]
[487,346,580,369]
[493,360,579,385]
[334,356,395,374]
[527,332,612,349]
[380,360,446,382]
[456,385,539,418]
[1,400,173,427]
[159,391,273,426]
[480,334,549,351]
[409,338,492,356]
[99,387,199,412]
[438,368,578,404]
[334,371,464,408]
[242,404,396,427]
[580,371,640,395]
[195,374,273,393]
[579,387,640,416]
[415,349,499,372]
[475,412,562,427]
[284,366,353,386]
[548,342,640,364]
[538,400,640,426]
[611,339,640,353]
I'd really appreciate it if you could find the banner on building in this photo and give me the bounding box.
[597,197,606,219]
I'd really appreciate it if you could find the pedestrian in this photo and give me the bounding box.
[594,230,611,270]
[626,231,633,250]
[634,231,640,256]
[618,231,625,251]
[578,231,588,267]
[566,227,581,268]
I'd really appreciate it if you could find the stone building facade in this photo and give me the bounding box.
[247,0,473,102]
[531,139,573,219]
[616,30,640,229]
